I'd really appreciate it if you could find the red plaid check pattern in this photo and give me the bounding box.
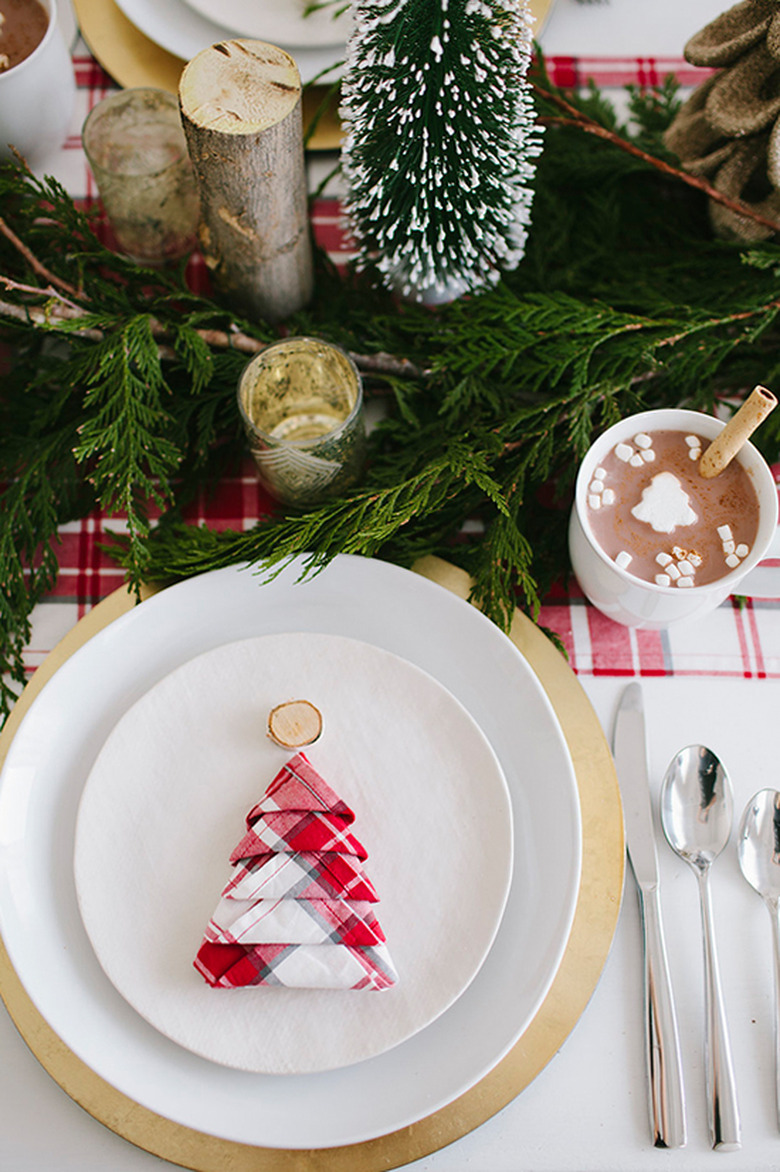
[194,939,398,991]
[221,851,379,903]
[204,896,385,946]
[230,810,368,861]
[249,753,355,822]
[195,754,397,989]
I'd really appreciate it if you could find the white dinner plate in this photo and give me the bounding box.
[74,632,513,1074]
[0,556,581,1149]
[113,0,345,83]
[180,0,351,47]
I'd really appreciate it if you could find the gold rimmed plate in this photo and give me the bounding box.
[0,554,622,1167]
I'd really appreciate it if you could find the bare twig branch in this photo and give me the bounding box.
[0,291,427,378]
[532,81,780,236]
[0,214,84,299]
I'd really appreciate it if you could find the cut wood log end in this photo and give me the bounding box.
[267,700,323,748]
[179,39,301,135]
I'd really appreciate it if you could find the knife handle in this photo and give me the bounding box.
[639,885,687,1149]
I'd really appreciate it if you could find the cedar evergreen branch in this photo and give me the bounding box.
[3,72,780,725]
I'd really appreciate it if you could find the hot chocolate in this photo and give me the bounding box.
[585,428,760,588]
[0,0,48,72]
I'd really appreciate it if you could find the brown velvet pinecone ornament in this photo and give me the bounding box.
[665,0,780,240]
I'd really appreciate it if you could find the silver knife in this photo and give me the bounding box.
[614,682,687,1149]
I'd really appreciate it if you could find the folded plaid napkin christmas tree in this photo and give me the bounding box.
[194,752,398,990]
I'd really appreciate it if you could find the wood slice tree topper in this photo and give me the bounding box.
[179,40,313,323]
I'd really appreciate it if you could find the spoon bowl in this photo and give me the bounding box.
[738,789,780,905]
[660,745,733,868]
[660,744,741,1151]
[737,789,780,1129]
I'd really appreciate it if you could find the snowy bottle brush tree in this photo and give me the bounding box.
[340,0,543,303]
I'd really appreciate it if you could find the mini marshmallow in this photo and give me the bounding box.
[722,539,735,554]
[629,454,644,468]
[736,544,749,558]
[717,524,733,541]
[688,552,703,567]
[588,495,602,509]
[725,553,740,568]
[593,467,606,480]
[615,551,633,569]
[655,573,671,587]
[688,448,701,460]
[677,560,694,576]
[602,488,616,505]
[615,443,633,462]
[641,449,656,462]
[685,435,700,447]
[589,479,604,494]
[667,563,681,580]
[677,576,694,588]
[672,546,686,560]
[656,551,672,567]
[634,434,652,449]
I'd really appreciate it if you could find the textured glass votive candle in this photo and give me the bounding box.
[82,88,199,265]
[237,337,366,506]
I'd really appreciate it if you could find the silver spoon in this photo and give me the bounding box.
[660,745,742,1151]
[737,788,780,1129]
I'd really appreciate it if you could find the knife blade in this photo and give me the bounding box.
[614,682,687,1149]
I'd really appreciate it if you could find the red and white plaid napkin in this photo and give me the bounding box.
[194,753,398,991]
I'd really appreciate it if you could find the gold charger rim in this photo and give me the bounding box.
[0,556,623,1171]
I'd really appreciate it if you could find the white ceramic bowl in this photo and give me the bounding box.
[0,0,75,168]
[568,408,779,628]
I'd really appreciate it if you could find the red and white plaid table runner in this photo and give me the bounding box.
[21,42,780,687]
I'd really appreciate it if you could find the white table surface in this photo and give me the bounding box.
[4,674,780,1170]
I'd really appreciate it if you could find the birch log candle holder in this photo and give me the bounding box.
[179,40,313,323]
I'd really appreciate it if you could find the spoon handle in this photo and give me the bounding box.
[641,885,687,1148]
[698,868,741,1151]
[769,898,780,1130]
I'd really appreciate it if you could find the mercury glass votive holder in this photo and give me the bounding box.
[237,337,367,506]
[82,88,200,265]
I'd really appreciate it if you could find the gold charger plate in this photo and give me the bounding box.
[73,0,555,152]
[0,555,623,1171]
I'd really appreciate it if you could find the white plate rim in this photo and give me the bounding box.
[0,556,581,1149]
[112,0,345,83]
[72,631,514,1074]
[178,0,351,48]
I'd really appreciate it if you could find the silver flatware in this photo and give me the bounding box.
[613,683,686,1149]
[738,788,780,1129]
[660,746,741,1151]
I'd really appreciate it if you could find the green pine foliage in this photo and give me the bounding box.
[3,71,780,725]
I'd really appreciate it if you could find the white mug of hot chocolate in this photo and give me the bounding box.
[568,408,779,628]
[0,0,75,168]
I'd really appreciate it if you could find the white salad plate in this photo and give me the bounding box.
[179,0,351,47]
[74,632,514,1075]
[0,556,581,1149]
[113,0,344,83]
